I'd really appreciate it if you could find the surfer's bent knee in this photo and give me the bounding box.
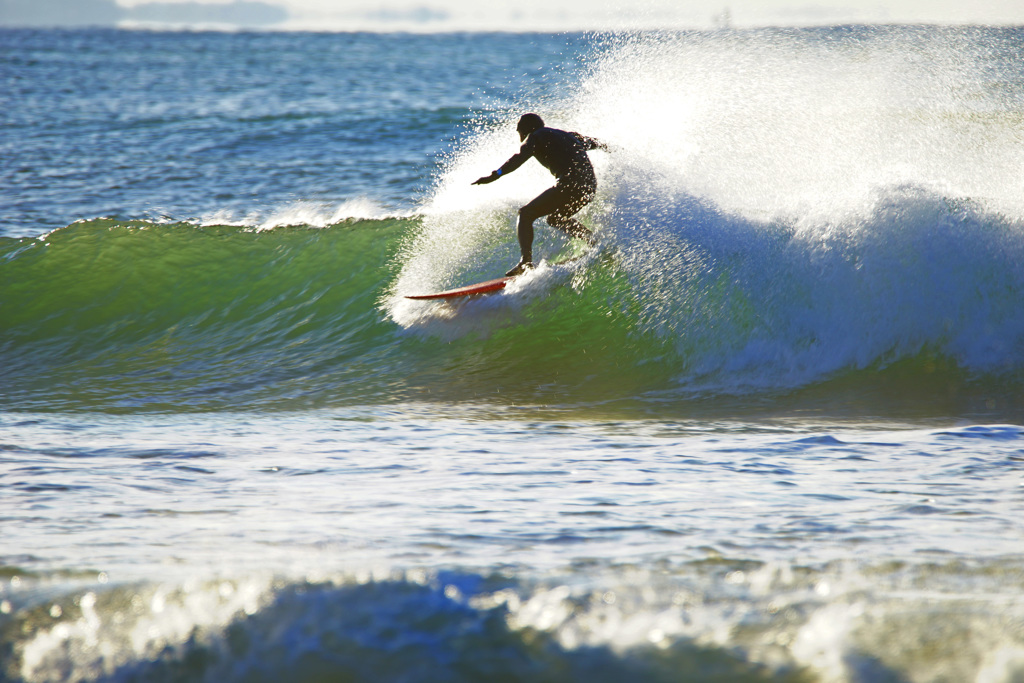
[519,205,541,224]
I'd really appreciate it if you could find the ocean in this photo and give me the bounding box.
[2,25,1024,682]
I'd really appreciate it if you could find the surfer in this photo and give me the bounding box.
[473,113,607,276]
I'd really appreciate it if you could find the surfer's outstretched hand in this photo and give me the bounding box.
[472,171,500,185]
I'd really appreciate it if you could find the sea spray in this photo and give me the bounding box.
[571,27,1024,219]
[389,25,1024,398]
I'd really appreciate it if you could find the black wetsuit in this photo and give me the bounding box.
[496,127,602,265]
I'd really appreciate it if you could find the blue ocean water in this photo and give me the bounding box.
[2,26,1024,682]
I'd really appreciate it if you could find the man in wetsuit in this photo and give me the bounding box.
[473,113,607,276]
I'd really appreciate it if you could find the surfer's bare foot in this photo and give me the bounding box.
[505,260,535,277]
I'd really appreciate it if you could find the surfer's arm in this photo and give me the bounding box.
[472,169,502,184]
[472,139,534,185]
[576,133,608,152]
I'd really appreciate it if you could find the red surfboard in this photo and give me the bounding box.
[404,251,593,300]
[404,276,512,300]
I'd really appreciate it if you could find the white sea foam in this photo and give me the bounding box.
[201,198,409,231]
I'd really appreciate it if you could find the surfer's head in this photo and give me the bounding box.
[517,113,544,141]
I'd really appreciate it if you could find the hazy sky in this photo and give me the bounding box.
[113,0,1024,31]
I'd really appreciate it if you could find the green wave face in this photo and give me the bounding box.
[1,219,406,411]
[3,202,1024,419]
[0,218,666,413]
